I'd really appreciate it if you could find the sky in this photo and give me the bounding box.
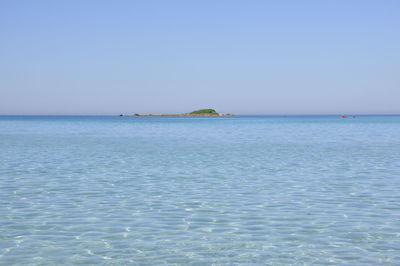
[0,0,399,115]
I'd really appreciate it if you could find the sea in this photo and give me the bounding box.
[1,115,399,265]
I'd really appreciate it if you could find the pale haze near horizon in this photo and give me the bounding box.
[0,0,399,115]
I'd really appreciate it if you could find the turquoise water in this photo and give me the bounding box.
[1,115,400,265]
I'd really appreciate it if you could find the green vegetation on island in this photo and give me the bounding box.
[189,109,217,114]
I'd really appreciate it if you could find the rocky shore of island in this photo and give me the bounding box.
[120,109,235,117]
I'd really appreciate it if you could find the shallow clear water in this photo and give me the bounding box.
[1,115,400,265]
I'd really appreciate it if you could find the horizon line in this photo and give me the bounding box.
[1,113,400,116]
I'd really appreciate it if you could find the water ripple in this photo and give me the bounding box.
[1,115,400,264]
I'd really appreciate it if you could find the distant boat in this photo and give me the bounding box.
[341,115,348,118]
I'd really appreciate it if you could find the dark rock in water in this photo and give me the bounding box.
[119,114,123,116]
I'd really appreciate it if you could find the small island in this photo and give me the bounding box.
[124,109,235,117]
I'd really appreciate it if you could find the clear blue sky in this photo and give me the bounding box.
[1,0,399,115]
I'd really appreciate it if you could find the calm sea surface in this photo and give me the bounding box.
[1,115,400,265]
